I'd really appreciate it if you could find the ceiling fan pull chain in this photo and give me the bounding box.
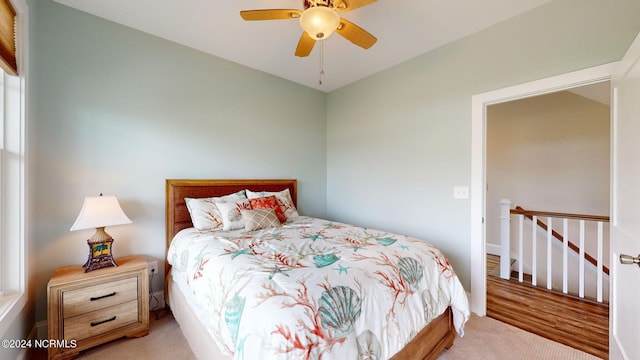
[319,39,325,85]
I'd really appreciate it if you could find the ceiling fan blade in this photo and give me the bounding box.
[295,32,316,57]
[240,9,302,21]
[334,0,377,13]
[336,19,377,49]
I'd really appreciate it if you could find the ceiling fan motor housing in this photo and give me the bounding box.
[303,0,335,10]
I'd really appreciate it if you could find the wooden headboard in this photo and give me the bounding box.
[165,179,297,276]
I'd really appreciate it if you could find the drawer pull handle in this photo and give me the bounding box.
[91,316,116,327]
[90,292,116,301]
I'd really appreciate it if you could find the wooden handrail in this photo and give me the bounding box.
[511,206,609,276]
[510,207,609,222]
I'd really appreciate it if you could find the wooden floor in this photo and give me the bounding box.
[486,255,609,359]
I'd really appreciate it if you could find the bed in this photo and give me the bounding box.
[165,179,469,360]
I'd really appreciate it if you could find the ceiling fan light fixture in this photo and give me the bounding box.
[299,6,340,40]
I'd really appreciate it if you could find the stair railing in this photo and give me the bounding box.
[499,199,610,302]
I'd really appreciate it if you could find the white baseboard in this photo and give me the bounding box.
[486,243,501,256]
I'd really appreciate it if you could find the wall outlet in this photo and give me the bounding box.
[147,260,158,275]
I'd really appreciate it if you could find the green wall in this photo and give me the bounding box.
[27,0,327,325]
[326,0,640,288]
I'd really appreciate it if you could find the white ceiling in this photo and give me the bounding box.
[53,0,552,92]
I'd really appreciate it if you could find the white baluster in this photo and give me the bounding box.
[562,218,568,294]
[547,217,552,290]
[499,199,512,280]
[532,215,537,286]
[597,221,603,302]
[518,214,524,283]
[579,220,585,298]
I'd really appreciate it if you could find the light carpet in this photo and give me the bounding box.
[439,314,601,360]
[66,311,601,360]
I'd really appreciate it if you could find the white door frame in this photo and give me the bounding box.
[469,63,617,315]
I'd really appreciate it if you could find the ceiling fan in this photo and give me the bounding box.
[240,0,377,57]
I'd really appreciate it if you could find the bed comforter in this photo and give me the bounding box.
[168,216,469,359]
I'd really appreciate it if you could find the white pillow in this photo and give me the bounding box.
[185,191,246,230]
[246,188,299,220]
[215,198,252,231]
[241,209,281,231]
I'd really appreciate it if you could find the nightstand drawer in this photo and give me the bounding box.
[64,300,139,341]
[63,277,138,318]
[48,256,149,359]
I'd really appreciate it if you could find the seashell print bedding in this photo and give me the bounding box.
[167,216,470,360]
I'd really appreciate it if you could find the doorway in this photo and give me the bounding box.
[469,63,616,315]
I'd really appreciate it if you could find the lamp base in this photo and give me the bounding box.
[84,238,118,272]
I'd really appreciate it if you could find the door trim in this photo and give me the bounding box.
[469,62,617,315]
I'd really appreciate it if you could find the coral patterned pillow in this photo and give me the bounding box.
[185,191,246,230]
[249,195,287,223]
[215,198,252,231]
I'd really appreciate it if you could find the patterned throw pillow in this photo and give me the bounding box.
[215,198,252,231]
[249,195,287,223]
[185,191,246,230]
[246,188,299,220]
[241,209,281,231]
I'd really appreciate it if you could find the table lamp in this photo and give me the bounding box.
[70,194,132,272]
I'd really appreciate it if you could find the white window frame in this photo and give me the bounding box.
[0,0,28,338]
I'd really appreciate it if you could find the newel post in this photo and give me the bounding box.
[499,199,512,279]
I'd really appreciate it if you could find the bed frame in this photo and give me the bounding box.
[165,179,455,360]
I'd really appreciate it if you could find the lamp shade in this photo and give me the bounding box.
[70,195,132,231]
[299,6,340,40]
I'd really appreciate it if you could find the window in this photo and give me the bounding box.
[0,0,26,337]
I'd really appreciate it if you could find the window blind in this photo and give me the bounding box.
[0,0,16,75]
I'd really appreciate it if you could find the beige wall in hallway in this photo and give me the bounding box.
[485,90,610,249]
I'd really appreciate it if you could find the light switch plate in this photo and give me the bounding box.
[453,186,469,199]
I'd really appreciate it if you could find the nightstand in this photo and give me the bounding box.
[47,255,149,360]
